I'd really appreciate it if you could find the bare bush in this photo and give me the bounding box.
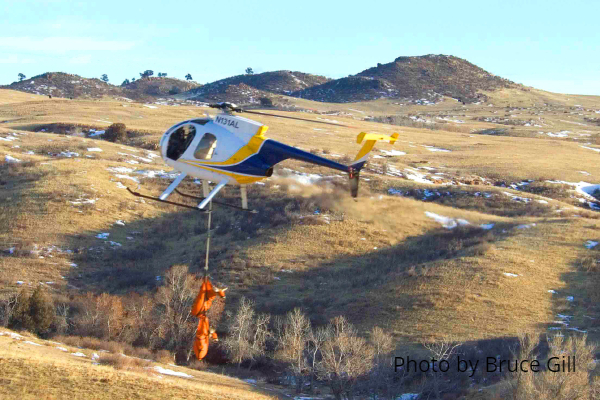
[154,265,197,364]
[307,326,328,394]
[122,293,161,347]
[504,333,598,400]
[72,293,127,341]
[317,316,374,400]
[52,302,70,335]
[367,326,398,399]
[223,297,271,369]
[275,308,312,393]
[422,337,462,400]
[0,292,22,327]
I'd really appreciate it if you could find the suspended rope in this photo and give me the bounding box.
[204,200,212,276]
[190,198,227,360]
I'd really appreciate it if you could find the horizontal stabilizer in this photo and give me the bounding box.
[352,132,399,168]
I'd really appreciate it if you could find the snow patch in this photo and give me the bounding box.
[581,145,600,153]
[57,151,79,158]
[585,240,598,249]
[5,155,22,163]
[544,131,570,138]
[153,366,193,378]
[516,224,536,229]
[423,145,450,152]
[379,149,406,157]
[424,212,470,229]
[115,174,139,183]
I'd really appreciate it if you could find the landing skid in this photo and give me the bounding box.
[174,189,258,213]
[126,187,257,213]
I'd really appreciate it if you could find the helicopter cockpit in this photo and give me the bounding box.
[165,119,215,161]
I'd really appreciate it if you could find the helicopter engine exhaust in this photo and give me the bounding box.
[266,167,273,177]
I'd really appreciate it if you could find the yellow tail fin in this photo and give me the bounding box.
[353,132,399,164]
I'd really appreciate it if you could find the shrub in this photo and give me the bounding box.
[9,286,55,336]
[104,123,128,143]
[0,292,21,327]
[316,316,374,400]
[503,333,598,400]
[259,97,274,107]
[223,297,271,369]
[169,86,181,95]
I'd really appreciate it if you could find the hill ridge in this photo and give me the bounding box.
[290,54,515,104]
[2,72,201,101]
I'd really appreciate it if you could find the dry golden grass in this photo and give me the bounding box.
[0,329,277,400]
[1,87,600,350]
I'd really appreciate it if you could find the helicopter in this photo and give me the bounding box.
[128,102,399,212]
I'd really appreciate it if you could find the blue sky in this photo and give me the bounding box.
[1,0,599,95]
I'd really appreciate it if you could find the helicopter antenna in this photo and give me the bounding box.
[208,102,355,128]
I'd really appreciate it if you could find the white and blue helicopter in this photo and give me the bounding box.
[128,103,399,212]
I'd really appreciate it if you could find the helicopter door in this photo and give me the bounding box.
[167,124,196,160]
[194,133,217,160]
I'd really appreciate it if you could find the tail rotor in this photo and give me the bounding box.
[347,132,399,197]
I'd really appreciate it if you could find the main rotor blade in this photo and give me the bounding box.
[241,110,355,128]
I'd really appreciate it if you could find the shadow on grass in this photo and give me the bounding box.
[554,245,600,345]
[53,179,571,344]
[59,182,337,293]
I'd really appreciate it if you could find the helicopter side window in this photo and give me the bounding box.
[167,124,196,160]
[194,133,217,160]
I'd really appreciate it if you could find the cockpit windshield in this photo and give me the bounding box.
[166,124,196,160]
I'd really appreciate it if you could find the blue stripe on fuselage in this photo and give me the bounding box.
[212,139,352,176]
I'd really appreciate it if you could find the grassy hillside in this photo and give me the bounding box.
[0,86,600,341]
[1,87,599,398]
[291,54,515,103]
[2,73,201,102]
[185,70,330,103]
[0,328,277,400]
[121,76,200,99]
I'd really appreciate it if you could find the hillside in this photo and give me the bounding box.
[5,56,517,106]
[183,70,330,103]
[291,54,515,103]
[1,88,600,398]
[121,76,200,99]
[2,72,123,99]
[0,328,276,400]
[2,73,201,101]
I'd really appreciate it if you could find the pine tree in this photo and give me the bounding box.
[9,286,55,336]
